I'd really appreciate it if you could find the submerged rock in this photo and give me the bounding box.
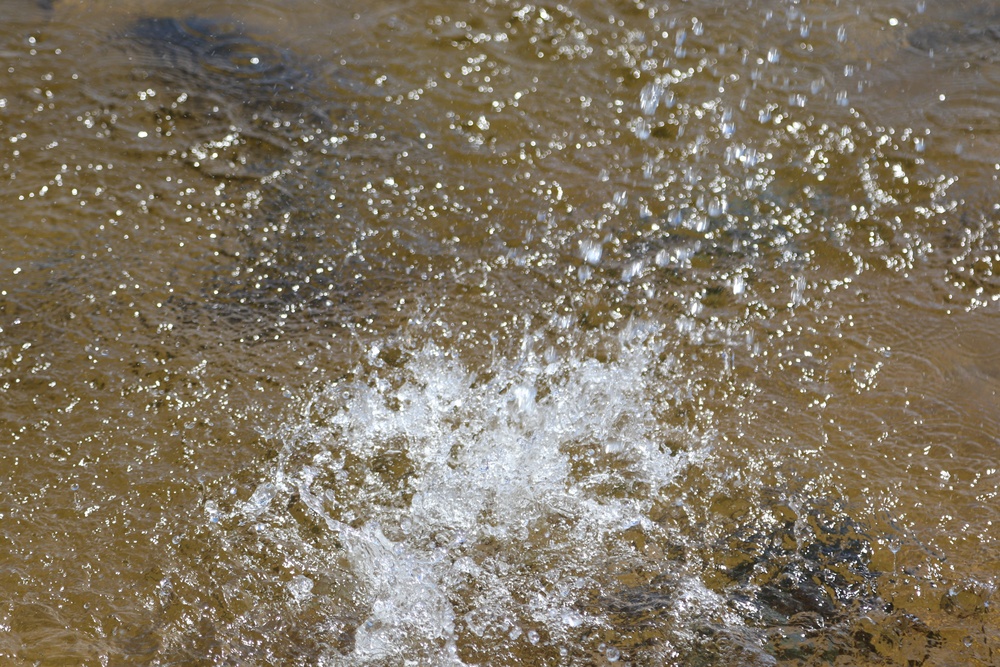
[909,24,1000,58]
[584,496,953,665]
[115,14,439,339]
[907,2,1000,62]
[125,16,314,102]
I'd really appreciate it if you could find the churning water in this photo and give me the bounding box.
[1,0,999,664]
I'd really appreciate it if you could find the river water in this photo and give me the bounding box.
[1,0,998,664]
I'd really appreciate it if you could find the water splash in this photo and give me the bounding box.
[248,336,706,662]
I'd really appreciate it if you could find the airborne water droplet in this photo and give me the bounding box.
[581,239,603,265]
[288,575,314,602]
[640,81,663,116]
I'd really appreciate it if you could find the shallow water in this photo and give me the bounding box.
[1,0,998,664]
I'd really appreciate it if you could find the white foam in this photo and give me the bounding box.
[275,335,711,662]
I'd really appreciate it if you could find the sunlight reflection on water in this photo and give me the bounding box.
[1,0,999,664]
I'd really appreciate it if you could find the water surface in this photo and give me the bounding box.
[1,0,999,664]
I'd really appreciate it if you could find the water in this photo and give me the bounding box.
[1,0,999,664]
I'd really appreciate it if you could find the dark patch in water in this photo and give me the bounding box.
[116,15,359,333]
[126,17,313,101]
[584,495,955,665]
[907,2,1000,61]
[908,24,1000,57]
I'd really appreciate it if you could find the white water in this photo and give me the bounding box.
[225,332,739,663]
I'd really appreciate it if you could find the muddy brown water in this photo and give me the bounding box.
[1,0,999,664]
